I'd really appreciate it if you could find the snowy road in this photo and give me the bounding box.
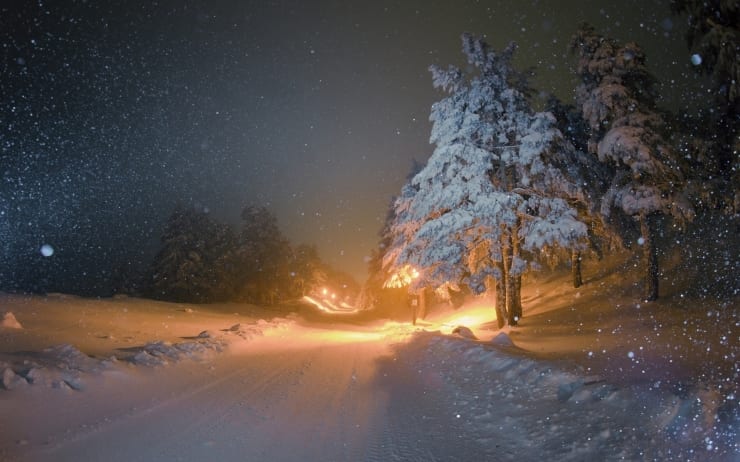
[2,314,736,462]
[5,326,489,462]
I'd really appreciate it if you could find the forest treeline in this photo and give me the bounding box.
[116,204,357,305]
[362,15,738,326]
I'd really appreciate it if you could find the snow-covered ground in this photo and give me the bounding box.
[0,252,737,461]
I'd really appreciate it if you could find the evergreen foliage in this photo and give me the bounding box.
[571,24,694,301]
[143,205,353,305]
[146,206,235,302]
[235,205,292,304]
[384,34,603,326]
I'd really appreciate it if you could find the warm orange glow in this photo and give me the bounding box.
[431,303,497,335]
[306,320,420,343]
[306,329,386,343]
[384,265,420,288]
[302,295,358,315]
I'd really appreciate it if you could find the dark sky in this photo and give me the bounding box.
[1,0,706,293]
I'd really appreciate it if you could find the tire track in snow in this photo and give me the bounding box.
[17,330,500,462]
[363,339,492,462]
[30,347,318,461]
[27,337,398,462]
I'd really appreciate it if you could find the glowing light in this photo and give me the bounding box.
[434,281,460,300]
[305,320,419,344]
[303,295,332,313]
[302,296,358,315]
[306,330,386,343]
[432,304,497,335]
[384,265,420,288]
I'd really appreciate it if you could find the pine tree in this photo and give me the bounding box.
[570,24,694,301]
[291,244,327,297]
[385,34,594,327]
[360,159,426,312]
[146,206,235,302]
[545,95,625,286]
[236,205,292,304]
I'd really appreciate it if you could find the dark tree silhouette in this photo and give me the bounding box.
[236,205,293,304]
[671,0,739,213]
[146,206,235,302]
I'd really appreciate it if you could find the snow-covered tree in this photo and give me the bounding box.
[570,24,694,301]
[146,206,235,302]
[360,161,425,311]
[544,95,623,287]
[385,34,595,327]
[235,205,292,304]
[290,243,328,297]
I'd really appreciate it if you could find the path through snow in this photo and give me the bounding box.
[1,321,736,461]
[2,326,488,462]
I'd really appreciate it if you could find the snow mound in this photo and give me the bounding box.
[127,318,295,367]
[0,316,299,394]
[43,343,107,373]
[128,338,227,367]
[0,344,115,391]
[1,311,22,329]
[2,367,28,390]
[451,325,477,339]
[222,323,263,340]
[224,317,295,339]
[421,335,738,460]
[490,332,514,347]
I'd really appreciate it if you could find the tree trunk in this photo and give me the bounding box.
[493,271,507,329]
[640,213,659,301]
[511,220,523,322]
[418,288,427,320]
[410,293,417,326]
[502,233,517,326]
[572,249,582,288]
[512,275,522,322]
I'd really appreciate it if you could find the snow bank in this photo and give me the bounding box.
[0,343,114,391]
[451,325,477,339]
[421,334,738,460]
[489,331,514,347]
[127,338,227,367]
[0,317,295,391]
[2,367,28,390]
[119,317,295,367]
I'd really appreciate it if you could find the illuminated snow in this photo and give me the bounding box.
[0,253,735,461]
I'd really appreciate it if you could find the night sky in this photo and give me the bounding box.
[1,0,706,294]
